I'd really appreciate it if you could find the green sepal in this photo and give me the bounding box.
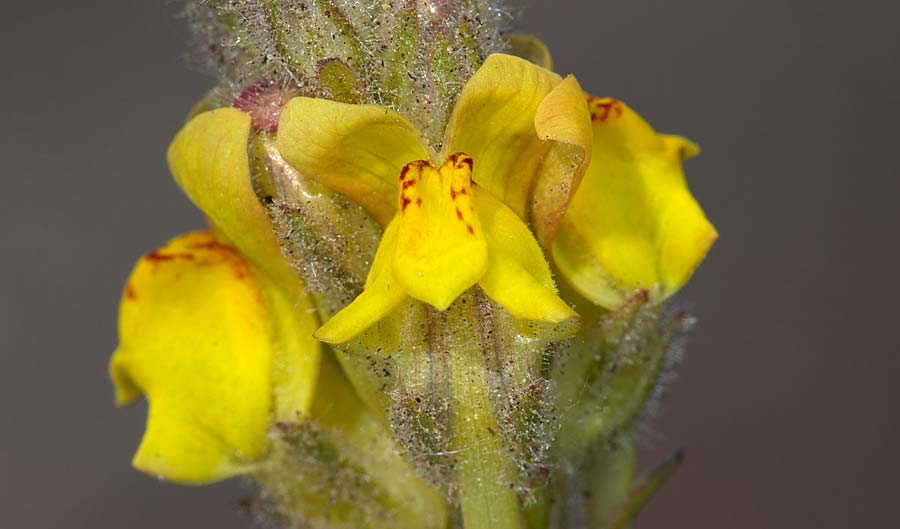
[254,352,448,529]
[504,34,553,70]
[316,58,363,103]
[606,449,685,529]
[553,291,691,460]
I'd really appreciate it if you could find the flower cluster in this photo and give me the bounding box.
[110,20,715,527]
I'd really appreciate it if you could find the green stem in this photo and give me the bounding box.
[446,300,524,529]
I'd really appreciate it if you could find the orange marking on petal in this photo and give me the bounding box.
[588,97,624,122]
[447,152,474,172]
[145,250,195,263]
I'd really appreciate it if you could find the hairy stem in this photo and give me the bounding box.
[446,298,524,529]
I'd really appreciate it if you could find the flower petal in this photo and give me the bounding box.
[110,232,273,484]
[443,54,562,218]
[276,97,432,226]
[260,271,322,424]
[475,189,578,323]
[314,221,407,344]
[392,155,488,310]
[167,108,297,291]
[552,98,717,309]
[166,108,322,420]
[531,75,593,248]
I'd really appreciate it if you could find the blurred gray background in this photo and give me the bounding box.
[2,1,898,528]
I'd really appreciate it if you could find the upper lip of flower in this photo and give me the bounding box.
[274,53,593,237]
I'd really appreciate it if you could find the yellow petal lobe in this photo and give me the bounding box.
[166,106,322,422]
[314,220,407,344]
[475,188,578,323]
[552,97,717,309]
[276,97,432,226]
[167,108,294,291]
[443,54,562,218]
[110,232,272,484]
[261,272,322,424]
[531,75,593,248]
[393,154,488,310]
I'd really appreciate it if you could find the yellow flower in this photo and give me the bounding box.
[276,54,589,343]
[110,232,320,484]
[550,96,718,308]
[111,107,322,485]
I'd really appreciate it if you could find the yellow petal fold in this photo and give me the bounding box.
[531,75,593,248]
[276,97,432,226]
[110,232,273,484]
[443,53,593,240]
[443,54,562,218]
[474,188,577,324]
[167,108,295,291]
[260,271,322,425]
[552,97,717,309]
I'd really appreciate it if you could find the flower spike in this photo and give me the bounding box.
[108,5,723,526]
